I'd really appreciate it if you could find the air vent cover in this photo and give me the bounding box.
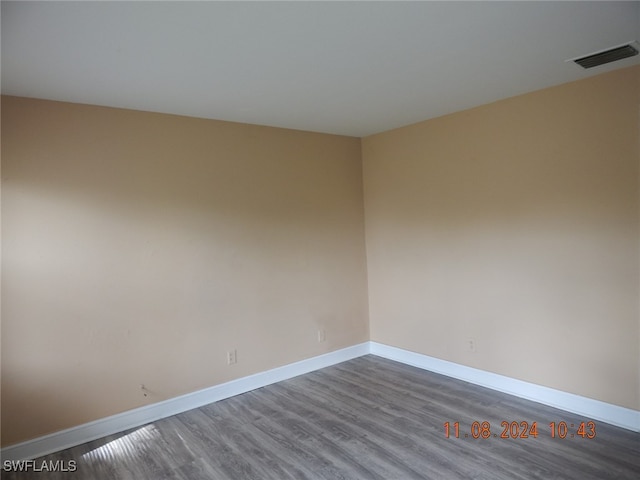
[574,44,638,69]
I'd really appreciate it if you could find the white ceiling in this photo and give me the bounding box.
[2,1,639,137]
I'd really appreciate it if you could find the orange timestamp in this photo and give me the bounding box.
[443,420,596,439]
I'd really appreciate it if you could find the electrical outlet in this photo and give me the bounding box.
[227,349,237,365]
[468,339,476,352]
[317,328,326,343]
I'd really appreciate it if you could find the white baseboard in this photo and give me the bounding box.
[4,340,638,461]
[0,343,370,462]
[370,342,640,433]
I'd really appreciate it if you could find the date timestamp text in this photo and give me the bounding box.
[443,421,596,439]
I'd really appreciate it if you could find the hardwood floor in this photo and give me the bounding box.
[3,355,639,479]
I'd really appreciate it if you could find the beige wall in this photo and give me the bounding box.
[1,97,369,446]
[363,66,640,410]
[2,65,639,448]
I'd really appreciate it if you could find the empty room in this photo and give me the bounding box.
[1,1,639,479]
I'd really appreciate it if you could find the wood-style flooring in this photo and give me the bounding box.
[3,355,639,479]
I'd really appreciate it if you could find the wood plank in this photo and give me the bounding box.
[3,355,638,479]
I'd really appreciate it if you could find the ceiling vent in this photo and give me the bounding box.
[573,43,638,69]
